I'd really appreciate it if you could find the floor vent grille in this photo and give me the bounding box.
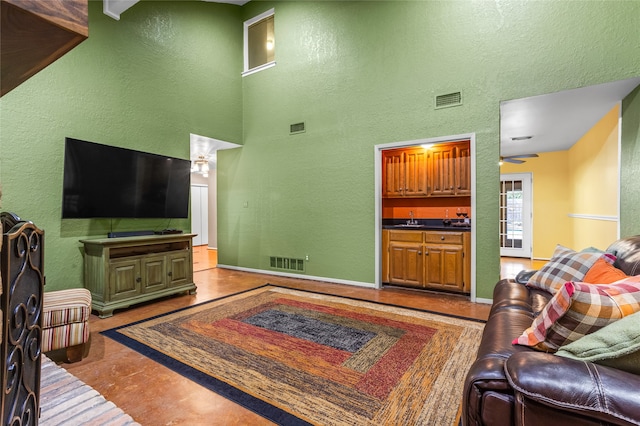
[270,256,305,272]
[290,122,306,134]
[435,91,462,109]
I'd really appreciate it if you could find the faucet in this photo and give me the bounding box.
[408,211,418,225]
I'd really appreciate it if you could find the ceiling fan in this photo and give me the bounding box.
[500,153,539,164]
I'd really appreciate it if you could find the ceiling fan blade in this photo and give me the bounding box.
[502,157,525,164]
[504,153,539,159]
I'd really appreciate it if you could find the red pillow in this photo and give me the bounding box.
[583,257,629,284]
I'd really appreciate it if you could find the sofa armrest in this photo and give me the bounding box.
[514,269,537,284]
[505,351,640,425]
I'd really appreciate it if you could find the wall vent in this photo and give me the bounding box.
[270,256,305,272]
[435,91,462,109]
[290,122,306,134]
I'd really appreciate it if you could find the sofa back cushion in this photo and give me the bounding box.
[606,235,640,276]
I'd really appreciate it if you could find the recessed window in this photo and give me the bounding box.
[243,9,275,76]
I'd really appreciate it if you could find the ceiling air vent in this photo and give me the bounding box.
[435,91,462,109]
[290,122,306,134]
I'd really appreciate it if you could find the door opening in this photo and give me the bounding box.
[499,173,532,258]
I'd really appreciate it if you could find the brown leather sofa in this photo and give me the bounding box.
[462,236,640,426]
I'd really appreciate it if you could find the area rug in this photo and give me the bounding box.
[40,355,140,425]
[102,285,484,425]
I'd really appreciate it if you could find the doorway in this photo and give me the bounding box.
[191,184,208,247]
[374,133,476,300]
[499,173,532,258]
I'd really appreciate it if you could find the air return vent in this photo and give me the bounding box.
[435,91,462,109]
[270,256,305,272]
[290,122,306,134]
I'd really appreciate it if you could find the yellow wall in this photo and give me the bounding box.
[501,104,619,259]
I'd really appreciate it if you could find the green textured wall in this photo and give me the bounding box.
[219,1,640,299]
[1,1,638,300]
[621,85,640,238]
[0,1,242,291]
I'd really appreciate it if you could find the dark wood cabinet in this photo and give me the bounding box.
[1,0,88,97]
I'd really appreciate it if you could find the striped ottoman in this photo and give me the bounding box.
[42,288,92,363]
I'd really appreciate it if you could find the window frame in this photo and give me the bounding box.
[242,8,276,77]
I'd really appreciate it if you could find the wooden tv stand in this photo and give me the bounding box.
[80,233,197,318]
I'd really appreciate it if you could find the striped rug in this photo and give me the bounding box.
[40,355,139,425]
[103,285,485,426]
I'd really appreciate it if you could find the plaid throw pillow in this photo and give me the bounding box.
[526,245,612,294]
[513,277,640,352]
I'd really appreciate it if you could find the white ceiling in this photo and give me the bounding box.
[190,134,241,170]
[501,77,640,158]
[103,0,249,20]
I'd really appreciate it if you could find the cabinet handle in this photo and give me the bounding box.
[418,251,422,255]
[136,277,141,283]
[441,236,445,240]
[168,271,172,277]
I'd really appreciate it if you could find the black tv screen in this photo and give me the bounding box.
[62,138,191,219]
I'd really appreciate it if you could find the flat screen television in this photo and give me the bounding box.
[62,137,191,219]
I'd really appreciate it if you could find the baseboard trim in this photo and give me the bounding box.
[216,264,377,289]
[475,297,493,305]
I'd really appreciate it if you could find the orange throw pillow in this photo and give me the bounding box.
[583,257,629,284]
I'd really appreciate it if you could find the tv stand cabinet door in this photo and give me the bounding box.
[142,254,167,293]
[167,251,192,288]
[108,258,142,301]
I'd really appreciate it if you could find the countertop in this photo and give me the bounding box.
[382,218,471,232]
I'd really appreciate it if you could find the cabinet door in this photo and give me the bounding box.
[389,242,423,288]
[455,145,471,196]
[142,255,167,293]
[167,251,192,287]
[381,230,390,283]
[429,147,456,196]
[424,244,464,291]
[382,150,405,197]
[404,148,429,197]
[109,259,142,301]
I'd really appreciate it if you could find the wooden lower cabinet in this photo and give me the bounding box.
[382,229,470,293]
[81,234,197,318]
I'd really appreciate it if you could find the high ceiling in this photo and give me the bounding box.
[102,2,639,161]
[501,77,640,158]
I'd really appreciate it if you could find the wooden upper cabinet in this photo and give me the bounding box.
[403,148,429,197]
[1,0,88,97]
[429,145,456,197]
[382,141,470,198]
[382,150,405,198]
[455,144,471,196]
[382,148,429,198]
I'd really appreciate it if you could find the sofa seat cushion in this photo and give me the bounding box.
[42,288,92,329]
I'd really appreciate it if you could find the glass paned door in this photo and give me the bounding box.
[500,173,532,258]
